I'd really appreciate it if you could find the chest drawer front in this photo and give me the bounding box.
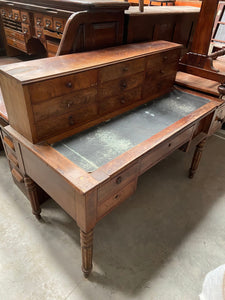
[21,11,30,24]
[99,72,144,99]
[5,28,25,42]
[146,49,180,71]
[28,69,98,103]
[12,9,21,22]
[208,104,225,135]
[98,163,139,204]
[140,126,194,174]
[99,58,145,83]
[35,92,98,139]
[6,37,27,52]
[34,14,43,27]
[43,15,53,30]
[33,87,97,122]
[99,86,142,115]
[35,27,45,40]
[53,18,65,33]
[22,23,31,38]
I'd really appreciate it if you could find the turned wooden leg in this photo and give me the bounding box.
[24,176,41,220]
[189,138,207,179]
[80,229,94,278]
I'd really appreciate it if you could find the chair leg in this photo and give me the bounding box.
[24,176,41,219]
[189,138,207,179]
[80,229,94,278]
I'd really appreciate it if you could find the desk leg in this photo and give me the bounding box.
[24,176,41,220]
[80,229,94,278]
[189,138,207,179]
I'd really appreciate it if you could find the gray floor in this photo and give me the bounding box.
[1,133,225,300]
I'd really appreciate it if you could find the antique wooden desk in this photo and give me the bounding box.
[0,41,225,277]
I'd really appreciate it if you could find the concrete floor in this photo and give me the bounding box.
[1,133,225,300]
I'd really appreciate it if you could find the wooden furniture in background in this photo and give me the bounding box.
[0,0,129,57]
[125,6,200,55]
[1,41,225,277]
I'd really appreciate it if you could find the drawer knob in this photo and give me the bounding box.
[122,67,128,72]
[120,99,126,104]
[67,101,73,108]
[160,70,165,74]
[120,80,127,89]
[168,143,172,147]
[163,56,168,61]
[22,16,27,22]
[66,81,72,88]
[116,176,122,184]
[68,116,75,126]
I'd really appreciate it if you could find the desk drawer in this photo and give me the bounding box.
[98,163,139,204]
[99,72,144,99]
[28,69,98,103]
[140,126,194,174]
[97,179,137,219]
[99,58,145,83]
[34,14,44,27]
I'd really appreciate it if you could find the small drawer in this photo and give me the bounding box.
[34,14,43,27]
[22,23,31,38]
[21,11,30,24]
[5,28,25,42]
[99,72,145,99]
[53,17,65,33]
[6,37,27,52]
[97,179,137,219]
[28,69,98,103]
[7,9,13,20]
[8,152,19,167]
[33,87,97,122]
[140,126,195,174]
[12,9,21,22]
[208,103,225,135]
[1,8,7,18]
[99,86,142,115]
[99,58,145,83]
[43,16,53,30]
[35,27,45,40]
[146,49,180,71]
[98,163,139,204]
[2,134,15,152]
[11,168,24,183]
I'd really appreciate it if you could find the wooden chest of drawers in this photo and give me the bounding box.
[0,41,182,144]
